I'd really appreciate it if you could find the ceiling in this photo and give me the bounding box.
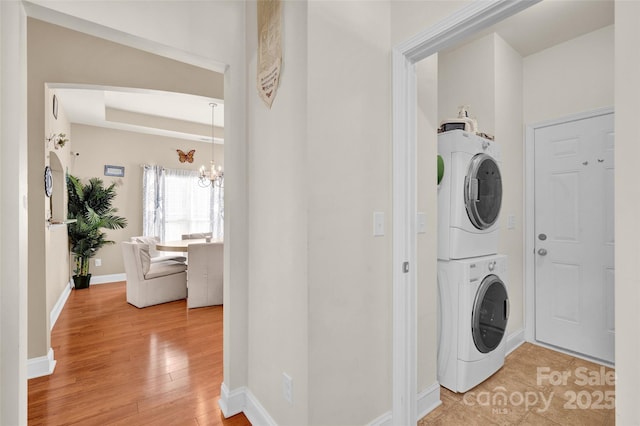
[53,85,225,143]
[457,0,614,57]
[52,0,613,143]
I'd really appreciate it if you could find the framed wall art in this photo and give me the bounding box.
[104,165,125,177]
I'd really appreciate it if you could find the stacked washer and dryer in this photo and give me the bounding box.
[437,129,509,393]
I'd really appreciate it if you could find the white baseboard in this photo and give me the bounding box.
[218,381,441,426]
[218,383,276,426]
[89,273,126,285]
[367,410,392,426]
[50,280,72,330]
[506,328,525,356]
[244,389,277,426]
[219,383,246,418]
[366,381,441,426]
[27,348,56,379]
[417,381,442,420]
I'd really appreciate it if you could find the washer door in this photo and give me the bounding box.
[464,153,502,230]
[472,274,509,354]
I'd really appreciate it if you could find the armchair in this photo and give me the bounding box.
[130,236,186,263]
[122,242,187,308]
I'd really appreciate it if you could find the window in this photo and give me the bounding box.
[142,165,223,241]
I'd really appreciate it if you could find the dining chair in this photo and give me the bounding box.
[181,232,213,240]
[186,242,223,308]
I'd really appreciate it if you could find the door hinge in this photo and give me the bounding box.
[402,262,410,273]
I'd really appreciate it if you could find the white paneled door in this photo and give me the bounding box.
[534,112,614,364]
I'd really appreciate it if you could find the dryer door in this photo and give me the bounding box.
[472,274,509,354]
[464,153,502,230]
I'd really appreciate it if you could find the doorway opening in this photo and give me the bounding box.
[393,0,614,423]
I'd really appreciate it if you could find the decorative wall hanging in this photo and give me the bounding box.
[176,149,195,163]
[257,0,282,108]
[44,166,53,197]
[46,133,68,149]
[52,94,58,120]
[104,165,125,177]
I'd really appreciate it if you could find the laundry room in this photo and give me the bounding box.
[413,0,614,403]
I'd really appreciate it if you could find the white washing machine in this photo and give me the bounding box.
[438,130,502,260]
[437,254,509,393]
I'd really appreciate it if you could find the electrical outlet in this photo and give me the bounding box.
[282,372,293,404]
[94,258,102,267]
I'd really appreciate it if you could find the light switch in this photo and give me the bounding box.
[373,212,384,236]
[417,212,427,234]
[507,215,516,230]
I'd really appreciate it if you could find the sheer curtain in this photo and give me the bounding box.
[142,165,223,242]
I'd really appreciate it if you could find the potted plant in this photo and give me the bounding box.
[67,174,127,289]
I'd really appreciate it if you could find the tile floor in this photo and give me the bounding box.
[418,343,615,425]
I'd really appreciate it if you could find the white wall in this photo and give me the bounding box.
[614,1,640,423]
[246,1,309,424]
[523,25,614,125]
[307,2,392,424]
[438,33,496,135]
[494,34,524,336]
[0,2,29,424]
[416,55,440,392]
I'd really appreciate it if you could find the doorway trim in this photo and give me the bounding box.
[391,1,540,423]
[523,106,615,344]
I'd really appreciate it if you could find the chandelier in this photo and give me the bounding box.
[198,102,224,188]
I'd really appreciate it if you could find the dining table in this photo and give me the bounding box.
[156,238,223,252]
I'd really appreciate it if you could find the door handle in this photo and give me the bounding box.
[537,248,548,256]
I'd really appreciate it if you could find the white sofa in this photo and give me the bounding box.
[186,242,223,308]
[122,242,187,308]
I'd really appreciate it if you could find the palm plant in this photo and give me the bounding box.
[67,174,127,288]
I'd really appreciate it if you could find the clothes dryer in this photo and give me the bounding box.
[437,254,509,393]
[438,130,502,260]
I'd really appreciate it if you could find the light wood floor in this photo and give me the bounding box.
[28,281,250,426]
[419,343,615,425]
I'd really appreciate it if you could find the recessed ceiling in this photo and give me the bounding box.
[52,85,224,143]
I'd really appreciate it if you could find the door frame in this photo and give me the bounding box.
[391,1,540,424]
[523,106,615,345]
[1,2,244,422]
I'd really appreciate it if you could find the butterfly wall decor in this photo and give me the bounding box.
[176,149,195,163]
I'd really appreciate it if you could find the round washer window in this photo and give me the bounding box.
[472,274,509,354]
[464,153,502,230]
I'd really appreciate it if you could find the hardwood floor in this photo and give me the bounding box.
[419,343,616,425]
[28,282,250,426]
